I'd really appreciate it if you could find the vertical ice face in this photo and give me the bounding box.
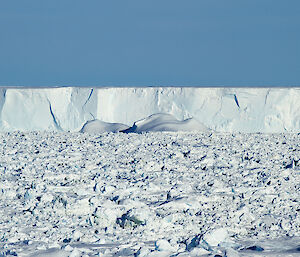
[0,88,6,128]
[1,89,55,131]
[95,88,161,126]
[263,88,300,132]
[0,87,299,132]
[0,87,98,131]
[45,87,97,131]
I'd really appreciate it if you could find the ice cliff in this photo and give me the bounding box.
[0,87,299,132]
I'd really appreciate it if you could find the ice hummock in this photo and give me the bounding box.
[80,119,129,133]
[122,113,210,133]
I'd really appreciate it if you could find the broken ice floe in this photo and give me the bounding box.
[0,132,299,256]
[285,158,300,170]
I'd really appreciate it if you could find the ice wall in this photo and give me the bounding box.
[0,87,299,132]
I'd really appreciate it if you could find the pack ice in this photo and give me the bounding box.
[0,87,299,132]
[0,131,299,256]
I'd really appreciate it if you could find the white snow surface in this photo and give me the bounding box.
[0,131,299,256]
[0,87,299,132]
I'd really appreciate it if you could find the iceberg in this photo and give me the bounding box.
[0,87,299,132]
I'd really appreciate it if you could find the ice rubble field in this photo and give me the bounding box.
[0,131,299,257]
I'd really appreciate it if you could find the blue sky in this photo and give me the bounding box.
[0,0,299,87]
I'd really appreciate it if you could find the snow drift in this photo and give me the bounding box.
[0,87,299,132]
[80,119,129,133]
[122,113,210,133]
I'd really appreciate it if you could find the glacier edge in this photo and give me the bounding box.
[0,87,299,132]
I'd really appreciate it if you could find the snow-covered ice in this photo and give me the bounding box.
[0,131,299,256]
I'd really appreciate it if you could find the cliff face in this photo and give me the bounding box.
[0,87,299,132]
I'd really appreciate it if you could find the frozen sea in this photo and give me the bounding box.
[0,131,299,257]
